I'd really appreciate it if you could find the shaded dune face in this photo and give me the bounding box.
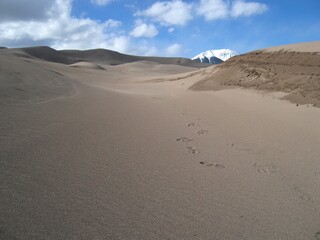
[1,42,320,106]
[0,46,208,106]
[18,46,208,68]
[0,47,202,105]
[190,44,320,106]
[0,51,75,105]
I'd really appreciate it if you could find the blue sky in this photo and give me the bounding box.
[0,0,319,58]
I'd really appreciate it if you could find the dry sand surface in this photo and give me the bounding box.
[1,43,320,239]
[191,41,320,107]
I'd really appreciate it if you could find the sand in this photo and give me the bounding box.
[190,41,320,107]
[1,43,320,239]
[68,61,106,70]
[263,41,320,53]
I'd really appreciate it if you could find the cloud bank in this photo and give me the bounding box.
[0,0,269,56]
[0,0,131,52]
[139,0,268,24]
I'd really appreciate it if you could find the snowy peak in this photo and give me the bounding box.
[192,49,239,64]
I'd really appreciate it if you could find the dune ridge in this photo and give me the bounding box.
[7,46,208,67]
[190,41,320,106]
[68,61,106,70]
[263,41,320,52]
[0,50,75,105]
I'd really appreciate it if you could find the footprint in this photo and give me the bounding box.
[186,147,199,154]
[253,163,277,174]
[228,143,254,153]
[299,192,311,201]
[213,163,226,169]
[293,186,312,202]
[181,112,191,116]
[197,130,208,135]
[315,231,320,240]
[176,137,193,142]
[205,163,226,169]
[187,122,197,127]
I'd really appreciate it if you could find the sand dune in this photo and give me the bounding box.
[20,46,75,64]
[69,61,105,70]
[190,41,320,106]
[10,46,207,67]
[61,48,207,67]
[112,61,199,76]
[263,41,320,52]
[1,43,320,239]
[0,50,75,105]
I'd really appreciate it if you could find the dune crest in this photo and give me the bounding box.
[190,41,320,106]
[263,41,320,53]
[11,46,206,67]
[69,62,105,70]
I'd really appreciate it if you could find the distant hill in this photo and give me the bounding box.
[6,46,208,68]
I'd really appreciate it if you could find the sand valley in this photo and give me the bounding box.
[1,42,320,239]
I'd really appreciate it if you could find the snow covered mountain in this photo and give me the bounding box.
[192,49,239,64]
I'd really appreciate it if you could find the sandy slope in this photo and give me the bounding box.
[69,61,106,70]
[0,50,75,105]
[1,43,320,239]
[9,46,207,67]
[263,41,320,52]
[191,41,320,107]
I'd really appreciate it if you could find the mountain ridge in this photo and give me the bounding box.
[192,49,239,64]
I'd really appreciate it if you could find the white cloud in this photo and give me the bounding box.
[0,0,164,56]
[91,0,113,6]
[231,0,268,17]
[197,0,229,21]
[130,20,158,38]
[131,44,159,56]
[0,0,268,57]
[139,0,267,25]
[166,43,182,56]
[196,0,268,20]
[139,0,193,26]
[0,0,132,53]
